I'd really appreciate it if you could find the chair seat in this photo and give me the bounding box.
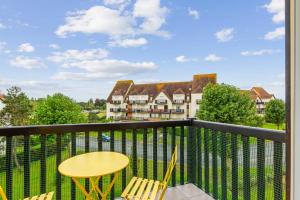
[24,191,54,200]
[121,177,161,200]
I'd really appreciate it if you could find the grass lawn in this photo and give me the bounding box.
[263,123,285,130]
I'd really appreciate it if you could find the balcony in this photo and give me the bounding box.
[173,100,184,105]
[171,109,184,114]
[0,119,286,200]
[111,100,122,104]
[135,100,148,105]
[155,100,167,104]
[133,109,149,113]
[128,100,148,105]
[110,108,125,112]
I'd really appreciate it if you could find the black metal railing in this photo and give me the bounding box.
[0,119,286,200]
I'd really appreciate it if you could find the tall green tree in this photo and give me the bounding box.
[197,83,258,126]
[32,93,86,125]
[265,99,285,129]
[0,86,32,169]
[0,86,32,126]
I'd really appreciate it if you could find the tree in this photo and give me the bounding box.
[198,83,258,126]
[0,86,32,169]
[94,98,106,109]
[0,86,32,126]
[265,99,285,129]
[32,93,86,125]
[88,112,100,123]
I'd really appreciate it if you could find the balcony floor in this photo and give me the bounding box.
[116,184,214,200]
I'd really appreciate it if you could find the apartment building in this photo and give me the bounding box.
[106,74,217,120]
[106,74,275,120]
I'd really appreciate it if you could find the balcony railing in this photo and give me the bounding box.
[171,109,184,114]
[110,108,125,112]
[173,100,184,104]
[111,100,122,104]
[128,100,148,105]
[132,109,149,113]
[0,119,286,200]
[155,100,167,104]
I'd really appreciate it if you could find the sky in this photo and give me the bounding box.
[0,0,285,101]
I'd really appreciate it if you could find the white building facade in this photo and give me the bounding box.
[106,74,217,120]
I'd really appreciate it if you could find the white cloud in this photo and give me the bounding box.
[48,48,109,63]
[264,27,285,40]
[175,55,189,63]
[56,1,170,47]
[55,6,134,37]
[133,0,169,37]
[61,59,156,73]
[264,0,285,24]
[109,37,147,47]
[188,8,199,20]
[18,43,35,52]
[241,49,280,56]
[215,28,234,42]
[49,48,157,81]
[49,44,60,49]
[205,54,222,62]
[52,71,125,81]
[10,56,45,69]
[0,23,6,29]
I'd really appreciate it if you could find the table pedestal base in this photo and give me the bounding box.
[72,171,120,200]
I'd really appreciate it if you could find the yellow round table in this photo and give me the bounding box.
[58,152,129,200]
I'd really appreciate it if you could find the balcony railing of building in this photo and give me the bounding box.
[0,119,286,200]
[111,100,122,104]
[132,109,149,113]
[155,100,168,104]
[173,100,184,105]
[110,108,125,112]
[171,109,184,114]
[128,100,148,105]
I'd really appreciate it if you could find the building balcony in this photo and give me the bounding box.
[150,109,171,114]
[0,119,286,200]
[135,100,148,105]
[171,109,184,114]
[128,100,148,105]
[155,100,167,104]
[111,100,122,104]
[173,100,184,104]
[132,109,149,113]
[110,108,125,112]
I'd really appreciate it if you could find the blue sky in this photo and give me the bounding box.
[0,0,285,101]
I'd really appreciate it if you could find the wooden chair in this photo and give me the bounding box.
[0,186,54,200]
[121,145,178,200]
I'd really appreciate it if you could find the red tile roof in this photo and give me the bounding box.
[251,87,274,99]
[242,87,274,101]
[107,74,217,102]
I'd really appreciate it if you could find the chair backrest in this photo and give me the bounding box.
[0,186,8,200]
[159,145,178,200]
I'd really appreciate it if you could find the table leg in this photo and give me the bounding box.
[72,177,96,200]
[72,172,120,200]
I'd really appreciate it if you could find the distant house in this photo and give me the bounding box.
[248,87,275,115]
[0,92,4,110]
[106,74,217,121]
